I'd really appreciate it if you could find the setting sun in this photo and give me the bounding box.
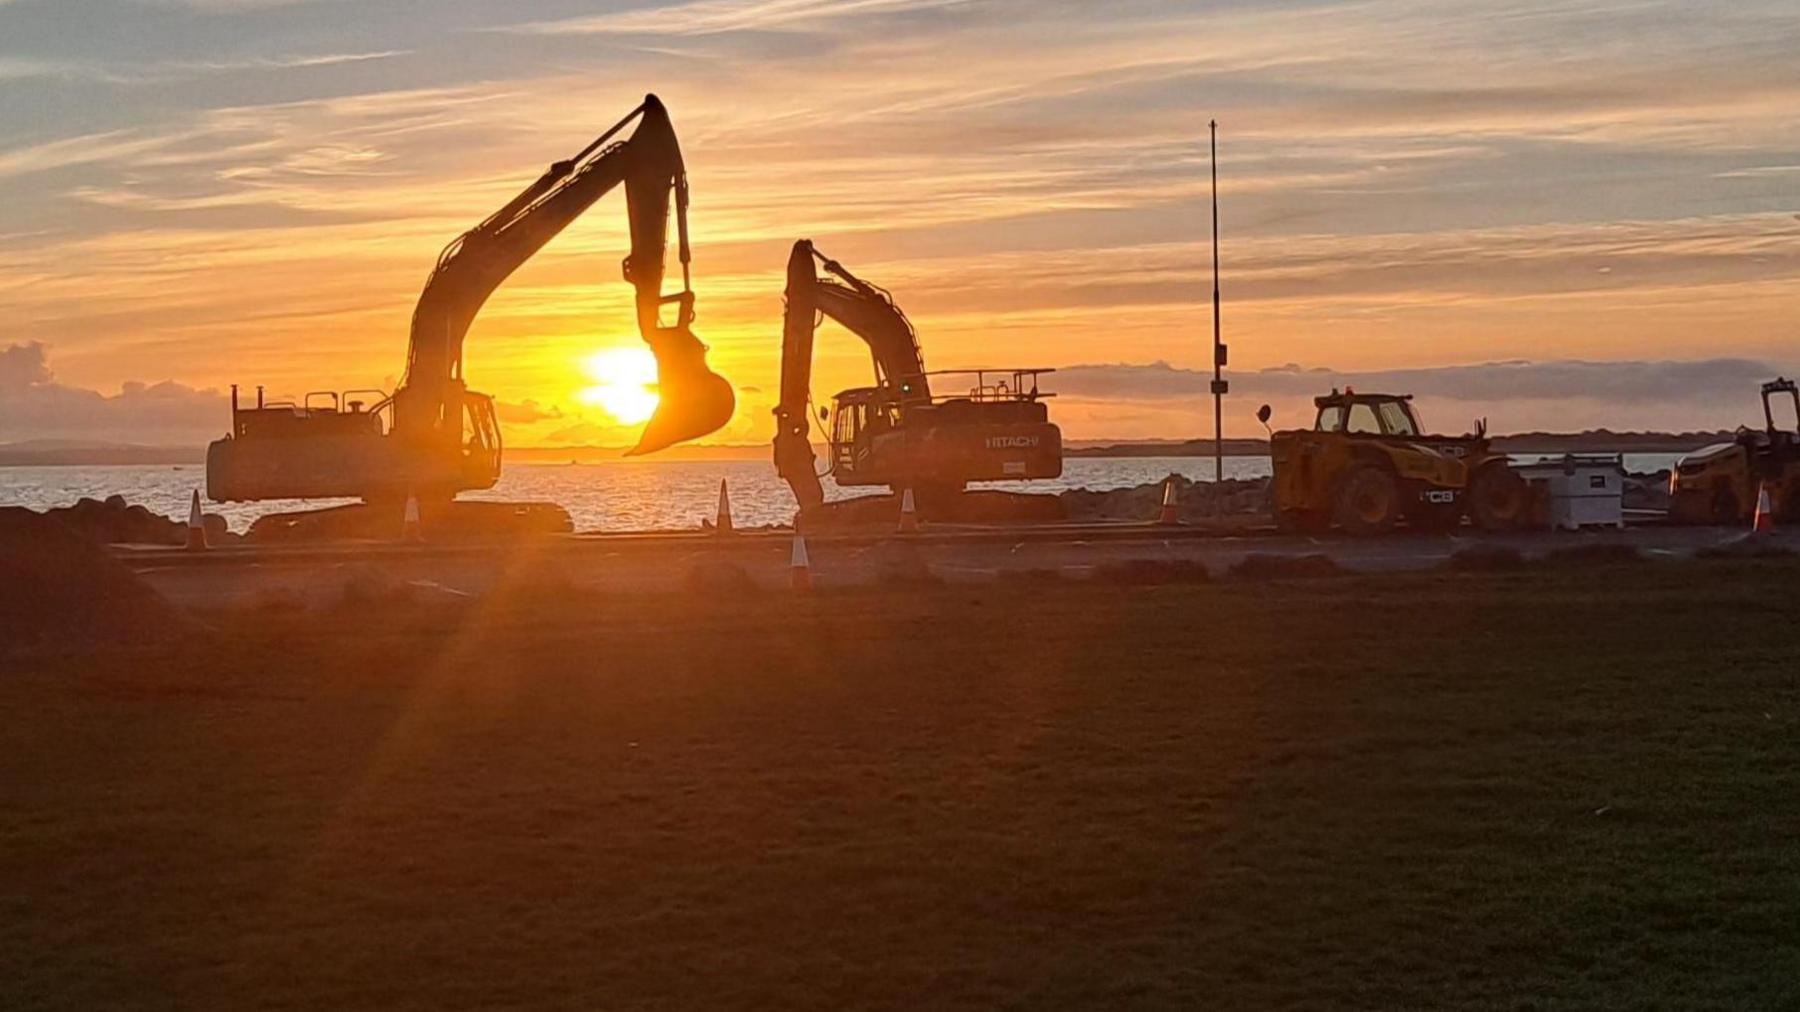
[578,347,660,425]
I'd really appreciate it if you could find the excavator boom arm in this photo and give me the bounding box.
[397,94,731,457]
[773,240,931,510]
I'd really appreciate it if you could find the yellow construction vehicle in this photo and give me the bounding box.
[1262,390,1526,535]
[1669,378,1800,524]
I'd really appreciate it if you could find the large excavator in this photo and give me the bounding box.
[207,94,734,511]
[773,240,1061,516]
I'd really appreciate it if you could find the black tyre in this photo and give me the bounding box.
[1778,477,1800,523]
[1711,484,1741,525]
[1333,466,1400,536]
[1468,463,1527,532]
[1667,488,1711,525]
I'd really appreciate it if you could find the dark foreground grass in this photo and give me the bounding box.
[5,560,1800,1010]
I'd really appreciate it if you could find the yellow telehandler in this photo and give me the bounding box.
[1262,390,1526,535]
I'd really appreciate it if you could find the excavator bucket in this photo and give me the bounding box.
[629,325,735,456]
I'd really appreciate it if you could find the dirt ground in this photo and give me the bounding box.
[5,560,1800,1009]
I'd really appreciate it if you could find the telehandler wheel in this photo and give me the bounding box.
[1667,488,1710,525]
[1333,466,1400,536]
[1468,463,1527,532]
[1780,478,1800,523]
[1710,485,1740,525]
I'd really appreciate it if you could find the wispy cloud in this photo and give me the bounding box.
[1714,164,1800,179]
[173,49,410,72]
[0,47,408,86]
[1058,357,1783,406]
[1,0,1798,443]
[1051,357,1794,436]
[505,0,975,36]
[0,128,202,180]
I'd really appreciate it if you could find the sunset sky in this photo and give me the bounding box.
[2,0,1797,448]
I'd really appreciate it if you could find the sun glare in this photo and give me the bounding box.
[579,346,660,425]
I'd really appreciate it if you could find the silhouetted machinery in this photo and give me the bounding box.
[207,95,734,508]
[1670,377,1800,524]
[772,240,1062,515]
[1265,390,1525,534]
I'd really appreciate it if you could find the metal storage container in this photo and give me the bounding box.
[1516,455,1625,530]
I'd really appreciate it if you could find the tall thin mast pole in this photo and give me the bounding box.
[1210,119,1224,482]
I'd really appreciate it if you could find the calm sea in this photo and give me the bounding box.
[0,453,1682,533]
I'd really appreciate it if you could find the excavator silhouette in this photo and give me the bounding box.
[773,240,1061,517]
[207,95,734,511]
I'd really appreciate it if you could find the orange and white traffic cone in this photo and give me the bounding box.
[184,489,208,552]
[715,478,734,534]
[1157,478,1180,526]
[789,532,813,591]
[898,487,920,534]
[1753,480,1775,534]
[401,491,424,543]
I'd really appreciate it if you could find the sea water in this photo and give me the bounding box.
[0,454,1681,533]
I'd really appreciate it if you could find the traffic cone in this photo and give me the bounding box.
[714,479,734,534]
[401,491,424,543]
[184,489,208,552]
[898,487,920,534]
[1157,478,1180,526]
[789,532,813,591]
[1753,481,1775,534]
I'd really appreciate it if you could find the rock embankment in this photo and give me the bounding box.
[800,490,1066,529]
[1060,469,1674,525]
[796,476,1275,529]
[0,507,191,651]
[1060,475,1271,524]
[42,495,236,546]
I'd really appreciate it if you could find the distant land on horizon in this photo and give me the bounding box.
[0,430,1742,468]
[0,440,207,467]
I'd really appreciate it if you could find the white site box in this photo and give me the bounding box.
[1516,455,1625,531]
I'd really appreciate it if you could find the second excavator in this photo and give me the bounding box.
[207,94,734,512]
[773,240,1062,517]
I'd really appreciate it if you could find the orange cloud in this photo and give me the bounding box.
[1,0,1797,446]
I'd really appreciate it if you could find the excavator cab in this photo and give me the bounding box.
[461,391,502,490]
[828,388,881,474]
[1762,378,1799,442]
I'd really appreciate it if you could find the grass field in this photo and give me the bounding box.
[5,559,1800,1009]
